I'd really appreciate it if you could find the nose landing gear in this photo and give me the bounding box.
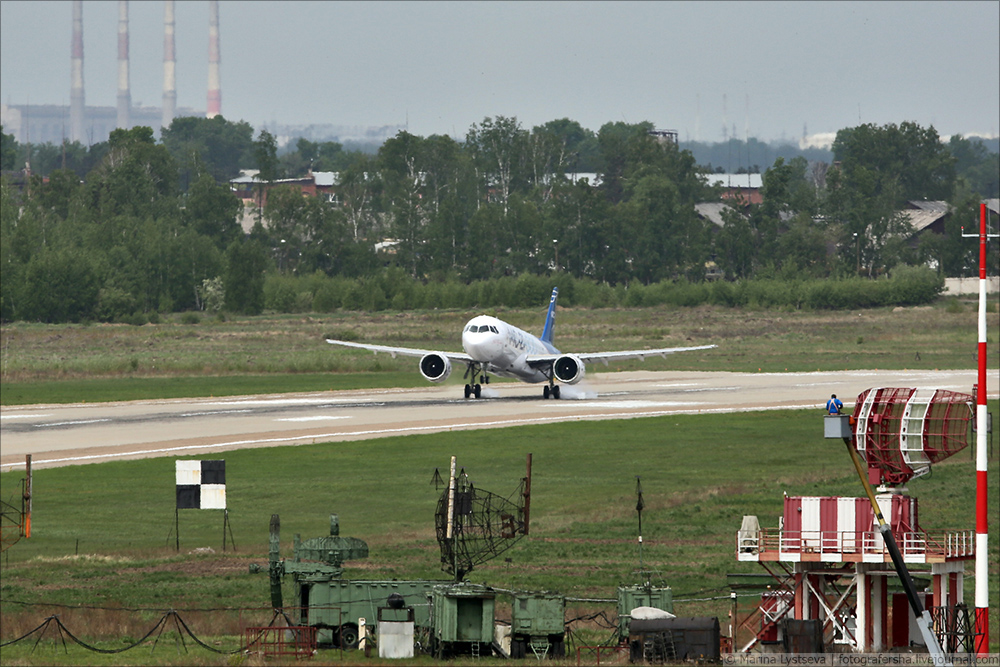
[463,364,488,399]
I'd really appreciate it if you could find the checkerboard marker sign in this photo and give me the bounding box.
[175,460,226,509]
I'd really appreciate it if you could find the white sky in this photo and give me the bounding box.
[1,0,998,143]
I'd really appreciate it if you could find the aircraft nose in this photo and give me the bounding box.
[464,332,501,359]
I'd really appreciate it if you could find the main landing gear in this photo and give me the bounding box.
[463,364,489,399]
[543,384,561,399]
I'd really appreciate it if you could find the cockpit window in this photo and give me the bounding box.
[489,326,499,334]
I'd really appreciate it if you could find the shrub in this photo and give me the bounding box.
[887,265,944,306]
[96,287,136,323]
[263,275,299,312]
[312,283,341,312]
[121,311,148,326]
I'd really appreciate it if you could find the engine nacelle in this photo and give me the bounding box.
[552,354,586,384]
[419,353,452,383]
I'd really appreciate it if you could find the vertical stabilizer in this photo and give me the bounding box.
[540,287,559,344]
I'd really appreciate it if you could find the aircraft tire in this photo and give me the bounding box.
[552,385,561,399]
[474,384,482,398]
[543,386,550,399]
[464,384,472,399]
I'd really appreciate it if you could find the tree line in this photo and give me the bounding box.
[1,116,996,323]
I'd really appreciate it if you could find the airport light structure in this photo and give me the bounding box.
[961,201,997,656]
[735,388,979,655]
[838,389,978,666]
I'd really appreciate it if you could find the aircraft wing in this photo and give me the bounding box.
[525,344,717,367]
[325,339,473,363]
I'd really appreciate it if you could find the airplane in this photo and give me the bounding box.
[325,287,716,399]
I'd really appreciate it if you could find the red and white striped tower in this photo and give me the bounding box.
[161,0,176,130]
[206,0,221,118]
[973,202,990,655]
[116,0,131,130]
[70,0,85,144]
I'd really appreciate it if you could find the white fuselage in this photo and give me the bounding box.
[461,315,558,383]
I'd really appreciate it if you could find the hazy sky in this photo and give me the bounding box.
[2,1,998,144]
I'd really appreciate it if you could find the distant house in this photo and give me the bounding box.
[900,200,951,241]
[694,201,739,230]
[230,169,339,208]
[230,169,340,232]
[701,173,763,205]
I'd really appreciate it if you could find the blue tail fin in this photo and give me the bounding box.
[540,287,559,345]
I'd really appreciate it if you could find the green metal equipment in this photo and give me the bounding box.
[509,591,566,659]
[617,584,674,641]
[430,584,497,659]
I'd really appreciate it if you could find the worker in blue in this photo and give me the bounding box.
[826,394,843,414]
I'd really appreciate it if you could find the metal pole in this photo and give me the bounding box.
[445,456,456,540]
[974,202,990,656]
[446,456,457,577]
[23,455,31,538]
[523,453,532,535]
[635,477,644,574]
[962,202,995,656]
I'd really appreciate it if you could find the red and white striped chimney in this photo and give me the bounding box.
[70,0,85,144]
[161,0,176,131]
[206,0,221,118]
[116,0,131,130]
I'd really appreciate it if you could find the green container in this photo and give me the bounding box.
[510,591,566,658]
[511,592,565,638]
[295,579,441,647]
[617,584,673,639]
[431,584,496,645]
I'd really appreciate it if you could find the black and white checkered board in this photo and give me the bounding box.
[175,460,226,509]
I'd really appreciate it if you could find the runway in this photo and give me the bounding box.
[1,369,993,471]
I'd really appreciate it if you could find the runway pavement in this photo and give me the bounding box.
[1,369,993,471]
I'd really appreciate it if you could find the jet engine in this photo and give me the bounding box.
[552,354,586,384]
[419,353,452,383]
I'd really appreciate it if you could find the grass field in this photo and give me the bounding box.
[1,298,998,664]
[1,405,997,665]
[2,297,995,405]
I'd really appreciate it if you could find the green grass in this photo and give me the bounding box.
[2,299,996,405]
[2,298,998,663]
[2,404,998,665]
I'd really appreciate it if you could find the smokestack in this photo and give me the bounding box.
[116,0,131,129]
[207,0,221,118]
[70,0,85,144]
[162,0,176,130]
